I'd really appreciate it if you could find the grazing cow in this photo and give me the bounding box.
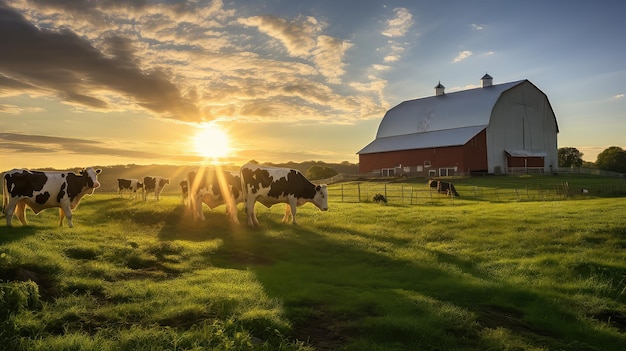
[117,178,143,199]
[187,167,243,223]
[2,168,102,228]
[179,180,189,204]
[240,163,328,226]
[143,176,170,201]
[429,180,460,197]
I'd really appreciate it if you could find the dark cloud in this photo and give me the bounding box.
[0,3,200,119]
[0,132,170,160]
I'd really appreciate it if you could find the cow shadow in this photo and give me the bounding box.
[203,218,624,350]
[0,224,39,245]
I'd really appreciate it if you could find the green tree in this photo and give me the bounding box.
[595,146,626,173]
[306,165,338,180]
[558,147,584,167]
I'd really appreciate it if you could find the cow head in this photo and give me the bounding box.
[80,167,102,189]
[313,184,329,211]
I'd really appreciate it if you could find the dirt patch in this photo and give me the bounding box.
[291,307,350,351]
[0,267,59,299]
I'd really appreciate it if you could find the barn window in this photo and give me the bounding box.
[424,161,431,167]
[428,169,437,177]
[382,168,395,177]
[416,165,424,172]
[439,168,456,177]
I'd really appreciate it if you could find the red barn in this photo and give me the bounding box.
[357,74,559,176]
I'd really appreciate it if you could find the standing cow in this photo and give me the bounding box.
[240,163,328,226]
[2,167,102,228]
[187,167,243,224]
[179,180,189,205]
[143,176,170,201]
[117,178,143,199]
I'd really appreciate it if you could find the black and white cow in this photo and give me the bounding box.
[187,167,243,224]
[2,167,102,228]
[143,176,170,201]
[179,179,189,205]
[117,178,143,199]
[240,163,328,226]
[428,180,460,197]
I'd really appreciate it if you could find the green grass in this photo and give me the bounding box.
[1,178,625,350]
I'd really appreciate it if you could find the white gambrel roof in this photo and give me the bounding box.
[358,80,526,154]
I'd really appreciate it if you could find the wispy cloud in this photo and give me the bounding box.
[452,50,473,63]
[470,23,485,31]
[382,8,414,38]
[613,93,624,99]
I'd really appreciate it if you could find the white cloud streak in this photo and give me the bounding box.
[452,50,473,63]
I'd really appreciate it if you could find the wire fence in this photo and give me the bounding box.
[328,182,583,205]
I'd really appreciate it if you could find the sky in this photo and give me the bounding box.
[1,0,625,170]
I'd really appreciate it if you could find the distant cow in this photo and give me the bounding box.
[429,180,460,197]
[117,178,143,199]
[2,168,102,228]
[179,180,189,204]
[187,167,243,223]
[143,176,170,201]
[240,163,328,226]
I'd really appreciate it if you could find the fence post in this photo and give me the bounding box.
[341,184,344,203]
[357,183,361,203]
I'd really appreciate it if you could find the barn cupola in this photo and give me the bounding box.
[481,73,493,88]
[434,81,445,96]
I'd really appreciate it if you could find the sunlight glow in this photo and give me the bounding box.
[193,123,232,160]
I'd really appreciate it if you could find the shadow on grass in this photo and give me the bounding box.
[204,218,625,351]
[79,197,626,350]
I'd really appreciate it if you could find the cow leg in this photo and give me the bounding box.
[282,204,291,223]
[14,200,28,226]
[5,198,21,227]
[60,203,74,228]
[288,199,298,225]
[245,197,258,226]
[195,196,205,221]
[58,208,65,226]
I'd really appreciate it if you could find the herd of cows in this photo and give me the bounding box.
[2,164,329,228]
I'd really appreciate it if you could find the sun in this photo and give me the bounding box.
[193,123,232,160]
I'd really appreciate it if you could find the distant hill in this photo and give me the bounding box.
[93,161,359,193]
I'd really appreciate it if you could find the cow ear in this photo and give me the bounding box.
[316,185,321,191]
[96,169,102,174]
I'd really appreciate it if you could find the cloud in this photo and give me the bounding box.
[0,132,175,160]
[382,8,413,38]
[238,15,321,57]
[0,1,386,126]
[470,24,484,31]
[452,50,473,63]
[613,93,624,99]
[0,4,200,119]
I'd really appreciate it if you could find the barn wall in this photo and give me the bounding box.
[358,145,467,175]
[486,81,558,173]
[462,129,488,173]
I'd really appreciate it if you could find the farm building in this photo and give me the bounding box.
[357,74,559,176]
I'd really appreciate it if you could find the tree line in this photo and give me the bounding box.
[559,146,626,173]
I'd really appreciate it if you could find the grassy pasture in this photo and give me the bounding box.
[1,177,626,350]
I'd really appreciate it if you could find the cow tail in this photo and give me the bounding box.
[2,174,7,214]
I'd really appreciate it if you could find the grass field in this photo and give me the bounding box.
[1,176,626,350]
